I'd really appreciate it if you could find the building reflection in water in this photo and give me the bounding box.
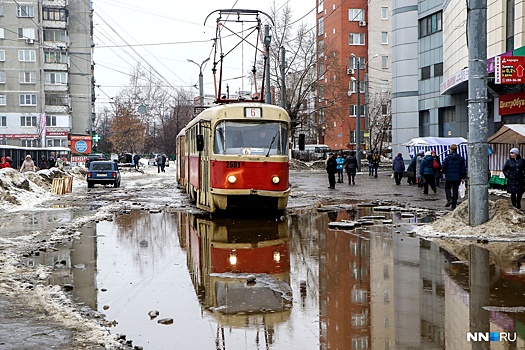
[178,213,292,347]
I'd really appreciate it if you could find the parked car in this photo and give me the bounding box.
[85,153,107,167]
[86,161,121,188]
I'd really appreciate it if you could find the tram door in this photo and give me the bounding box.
[198,121,211,210]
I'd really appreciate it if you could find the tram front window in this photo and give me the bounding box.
[214,121,288,155]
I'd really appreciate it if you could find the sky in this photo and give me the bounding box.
[92,0,315,107]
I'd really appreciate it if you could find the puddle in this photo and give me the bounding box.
[28,205,525,349]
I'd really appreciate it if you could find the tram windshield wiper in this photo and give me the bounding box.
[266,130,280,157]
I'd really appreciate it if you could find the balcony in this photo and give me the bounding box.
[43,0,67,8]
[44,62,68,71]
[44,84,69,93]
[44,105,69,114]
[43,20,67,29]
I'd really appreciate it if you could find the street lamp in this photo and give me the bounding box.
[187,57,210,106]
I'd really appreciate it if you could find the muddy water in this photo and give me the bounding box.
[37,206,525,349]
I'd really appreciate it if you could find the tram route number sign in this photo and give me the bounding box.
[244,107,262,118]
[495,56,525,84]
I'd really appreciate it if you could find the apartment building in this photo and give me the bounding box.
[0,0,94,150]
[391,0,525,157]
[315,0,392,152]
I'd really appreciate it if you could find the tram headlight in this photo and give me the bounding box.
[227,175,237,184]
[271,176,280,184]
[273,251,281,263]
[229,252,237,265]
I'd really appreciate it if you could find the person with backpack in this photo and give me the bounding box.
[431,150,442,186]
[344,151,358,185]
[503,147,525,209]
[420,151,437,194]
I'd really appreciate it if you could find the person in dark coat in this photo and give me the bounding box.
[367,152,374,176]
[431,150,442,186]
[420,151,437,194]
[133,154,140,170]
[503,147,525,209]
[38,156,48,170]
[336,153,345,183]
[406,154,418,184]
[441,144,467,209]
[326,152,337,189]
[48,154,56,168]
[392,153,405,185]
[344,151,358,185]
[371,151,380,178]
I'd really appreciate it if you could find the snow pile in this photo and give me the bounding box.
[416,199,525,240]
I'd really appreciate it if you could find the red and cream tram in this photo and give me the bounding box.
[177,103,291,212]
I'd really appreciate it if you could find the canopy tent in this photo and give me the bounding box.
[402,137,468,163]
[488,124,525,172]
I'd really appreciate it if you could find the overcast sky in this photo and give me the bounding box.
[93,0,315,107]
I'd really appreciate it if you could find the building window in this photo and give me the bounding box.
[0,94,6,106]
[42,8,67,21]
[352,289,367,303]
[0,3,3,16]
[381,80,389,92]
[421,66,431,80]
[0,116,6,127]
[45,72,67,85]
[18,28,36,40]
[506,0,515,51]
[434,63,443,76]
[382,104,388,115]
[351,313,368,327]
[419,11,442,37]
[419,110,430,136]
[0,28,4,39]
[381,55,389,69]
[350,105,364,116]
[318,0,323,13]
[46,115,57,126]
[19,94,37,106]
[19,71,36,84]
[318,62,325,80]
[0,50,5,61]
[381,7,388,20]
[349,33,365,45]
[18,50,36,62]
[47,139,65,147]
[348,9,364,21]
[0,71,5,83]
[349,80,357,93]
[21,139,38,147]
[352,337,369,350]
[45,51,68,64]
[381,32,388,44]
[318,40,324,58]
[17,5,34,17]
[318,17,324,36]
[21,115,37,127]
[45,94,69,106]
[349,55,364,70]
[44,29,67,42]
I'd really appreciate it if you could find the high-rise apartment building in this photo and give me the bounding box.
[315,0,392,152]
[0,0,94,150]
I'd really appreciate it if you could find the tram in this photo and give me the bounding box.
[177,103,290,212]
[176,9,291,213]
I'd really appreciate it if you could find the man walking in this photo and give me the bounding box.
[326,152,337,189]
[441,144,466,209]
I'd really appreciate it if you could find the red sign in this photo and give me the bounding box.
[46,131,68,136]
[495,56,525,84]
[2,134,39,138]
[70,135,92,141]
[499,92,525,116]
[71,156,88,162]
[70,139,92,154]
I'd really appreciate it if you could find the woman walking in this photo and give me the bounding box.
[392,153,405,185]
[503,148,525,209]
[420,151,437,194]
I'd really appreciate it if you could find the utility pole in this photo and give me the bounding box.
[187,58,210,106]
[280,46,286,109]
[467,0,489,226]
[264,25,272,104]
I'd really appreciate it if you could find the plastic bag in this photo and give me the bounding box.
[391,172,394,179]
[458,181,466,199]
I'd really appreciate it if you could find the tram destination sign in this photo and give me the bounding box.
[495,56,525,84]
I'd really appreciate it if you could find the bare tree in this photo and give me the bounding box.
[366,91,392,154]
[107,99,146,154]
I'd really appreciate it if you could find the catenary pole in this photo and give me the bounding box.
[467,0,489,226]
[264,25,272,104]
[280,46,286,109]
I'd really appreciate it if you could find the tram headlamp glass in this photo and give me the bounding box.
[228,175,237,184]
[229,252,237,265]
[273,251,281,263]
[271,176,280,184]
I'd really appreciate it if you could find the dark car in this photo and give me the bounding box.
[87,161,121,188]
[85,153,107,167]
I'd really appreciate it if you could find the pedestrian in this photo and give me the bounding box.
[325,152,337,189]
[503,147,525,209]
[406,154,417,184]
[344,150,358,185]
[367,152,374,176]
[20,155,36,172]
[0,157,11,169]
[156,154,162,173]
[56,157,64,170]
[336,153,345,183]
[371,151,380,178]
[5,156,13,168]
[133,154,140,170]
[48,153,56,168]
[431,150,442,187]
[38,156,48,170]
[441,144,467,209]
[416,151,425,187]
[420,151,437,194]
[392,152,405,185]
[161,154,167,172]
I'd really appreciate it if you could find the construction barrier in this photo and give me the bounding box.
[51,176,73,195]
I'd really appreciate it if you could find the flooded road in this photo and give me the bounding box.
[27,202,525,349]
